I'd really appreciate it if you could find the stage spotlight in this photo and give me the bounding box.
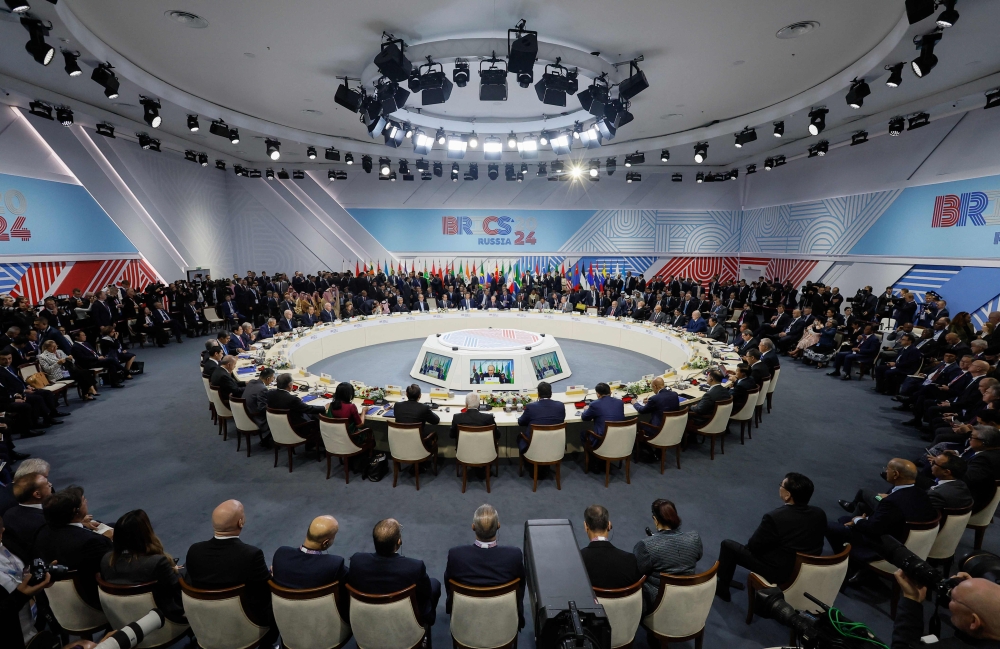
[693,142,708,163]
[264,139,280,161]
[22,18,54,66]
[595,115,617,141]
[249,169,262,179]
[293,170,305,180]
[704,172,717,183]
[618,58,649,101]
[606,157,616,175]
[623,152,644,167]
[506,132,518,148]
[447,134,468,159]
[746,164,756,175]
[140,97,161,128]
[137,133,159,151]
[181,116,198,133]
[539,131,552,146]
[210,119,230,138]
[773,121,784,138]
[734,127,757,148]
[535,61,577,107]
[846,79,870,109]
[466,163,479,181]
[436,128,446,145]
[325,147,340,161]
[517,136,539,159]
[91,62,120,99]
[626,172,641,183]
[936,0,959,28]
[672,172,683,182]
[764,157,774,171]
[774,155,786,167]
[589,159,600,178]
[507,19,538,76]
[407,69,422,93]
[277,168,290,179]
[376,79,409,115]
[911,32,942,78]
[379,157,391,176]
[468,132,478,149]
[579,124,602,149]
[452,163,460,181]
[366,114,387,139]
[62,50,81,77]
[729,168,739,180]
[696,172,704,183]
[198,153,208,166]
[433,161,443,177]
[384,120,405,148]
[415,159,429,172]
[360,94,381,124]
[807,108,828,135]
[907,112,930,130]
[504,163,516,181]
[479,57,508,101]
[361,155,373,173]
[516,70,533,89]
[851,130,869,146]
[229,129,240,144]
[397,159,409,176]
[53,106,72,126]
[233,165,244,176]
[480,136,501,161]
[550,161,565,177]
[453,58,470,87]
[28,100,52,120]
[578,75,610,118]
[421,171,432,180]
[267,169,275,180]
[185,151,198,164]
[345,152,354,165]
[660,149,670,162]
[373,36,412,82]
[537,162,547,177]
[816,140,828,156]
[885,62,904,88]
[888,116,905,136]
[488,163,499,180]
[6,0,29,13]
[412,130,433,155]
[906,0,935,23]
[549,132,572,155]
[807,144,819,158]
[334,81,364,113]
[416,60,453,105]
[326,170,334,181]
[215,159,225,170]
[986,89,1000,110]
[306,146,317,160]
[572,123,581,140]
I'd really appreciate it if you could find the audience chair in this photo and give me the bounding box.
[203,307,225,331]
[179,578,271,649]
[593,577,646,649]
[203,376,217,424]
[745,545,851,631]
[730,388,759,445]
[46,572,109,640]
[638,409,688,473]
[753,379,770,428]
[456,424,500,493]
[447,578,521,649]
[928,506,974,574]
[690,397,734,460]
[319,414,373,483]
[208,386,234,441]
[584,419,639,487]
[519,423,567,491]
[266,408,320,473]
[97,576,191,648]
[228,396,260,456]
[865,517,940,618]
[269,580,352,649]
[967,480,1000,550]
[387,421,437,490]
[765,367,781,412]
[19,361,72,406]
[641,561,719,649]
[346,583,427,649]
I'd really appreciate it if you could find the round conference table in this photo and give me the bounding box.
[234,310,746,457]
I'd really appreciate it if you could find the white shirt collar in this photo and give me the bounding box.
[473,539,497,549]
[214,534,240,540]
[22,502,43,509]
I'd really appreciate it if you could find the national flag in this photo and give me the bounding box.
[494,261,500,285]
[458,260,463,279]
[572,264,581,289]
[431,261,436,277]
[355,260,359,275]
[560,262,566,277]
[587,263,595,290]
[377,260,382,274]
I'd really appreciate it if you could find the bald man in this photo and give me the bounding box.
[185,500,274,628]
[826,459,937,568]
[893,570,1000,647]
[633,377,681,431]
[272,515,347,590]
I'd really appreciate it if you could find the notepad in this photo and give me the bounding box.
[300,395,318,403]
[236,367,256,375]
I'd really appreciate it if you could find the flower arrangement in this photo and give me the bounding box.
[260,358,291,371]
[357,315,367,321]
[479,391,532,409]
[624,379,652,397]
[355,385,386,403]
[683,356,711,370]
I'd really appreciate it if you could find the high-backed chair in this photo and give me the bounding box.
[19,361,72,405]
[753,379,770,427]
[638,409,688,473]
[730,387,759,444]
[866,518,940,618]
[928,506,974,574]
[203,306,224,331]
[97,576,190,648]
[269,580,352,649]
[584,419,638,487]
[229,396,260,456]
[203,376,217,424]
[46,572,109,639]
[690,397,734,460]
[968,480,1000,549]
[319,414,373,483]
[447,578,521,649]
[266,408,319,473]
[456,424,499,493]
[765,367,781,412]
[346,583,427,649]
[745,545,851,627]
[519,423,567,491]
[387,421,437,490]
[641,562,719,649]
[180,579,270,649]
[593,577,646,649]
[208,386,234,441]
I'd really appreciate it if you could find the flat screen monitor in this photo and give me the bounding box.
[418,351,453,381]
[530,351,563,380]
[471,359,513,385]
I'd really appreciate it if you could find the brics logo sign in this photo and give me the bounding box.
[441,215,537,246]
[931,191,1000,227]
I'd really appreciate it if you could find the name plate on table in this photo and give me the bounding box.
[433,314,445,319]
[320,373,332,383]
[565,385,586,396]
[430,389,449,399]
[379,319,390,324]
[391,312,399,317]
[385,384,402,397]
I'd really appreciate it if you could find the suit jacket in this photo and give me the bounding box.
[750,362,770,386]
[729,377,758,413]
[690,383,729,416]
[0,366,26,396]
[761,349,781,375]
[392,399,441,428]
[443,544,525,628]
[685,318,708,333]
[271,546,348,590]
[257,324,277,340]
[893,345,923,375]
[348,552,438,625]
[926,480,974,513]
[737,310,759,332]
[580,540,642,590]
[962,448,1000,514]
[320,309,336,322]
[185,537,273,626]
[581,396,626,436]
[745,504,827,585]
[780,317,805,340]
[2,504,45,562]
[516,398,566,449]
[202,358,220,379]
[633,388,680,428]
[211,366,245,403]
[40,325,73,354]
[278,317,296,332]
[450,408,496,439]
[35,523,114,610]
[266,389,324,425]
[706,323,727,342]
[853,485,937,544]
[738,337,759,357]
[855,334,881,358]
[299,313,317,327]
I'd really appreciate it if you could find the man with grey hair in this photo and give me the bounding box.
[759,337,781,376]
[449,392,498,441]
[210,355,246,405]
[443,505,525,629]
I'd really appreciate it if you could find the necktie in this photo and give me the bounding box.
[949,372,966,387]
[160,310,168,320]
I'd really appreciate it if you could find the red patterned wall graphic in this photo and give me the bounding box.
[5,258,162,304]
[9,262,66,303]
[651,257,818,288]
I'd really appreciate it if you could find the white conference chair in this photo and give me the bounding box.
[929,506,974,573]
[270,580,352,649]
[765,367,781,412]
[866,517,940,618]
[346,583,427,649]
[228,396,260,456]
[456,424,499,493]
[19,361,73,405]
[203,306,224,331]
[642,562,719,649]
[447,578,520,649]
[266,407,319,473]
[319,414,373,483]
[584,419,638,487]
[202,376,217,424]
[97,576,190,648]
[730,387,760,444]
[753,378,770,428]
[639,408,688,473]
[180,579,270,649]
[387,421,437,490]
[746,545,851,629]
[594,577,646,649]
[968,480,1000,550]
[46,573,109,639]
[689,397,734,460]
[208,385,234,441]
[519,423,566,491]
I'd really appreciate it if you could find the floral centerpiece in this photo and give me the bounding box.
[479,391,532,409]
[624,379,652,397]
[355,385,386,404]
[259,357,291,371]
[682,356,711,370]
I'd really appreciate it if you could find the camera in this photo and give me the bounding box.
[754,587,885,649]
[30,558,70,584]
[879,535,1000,605]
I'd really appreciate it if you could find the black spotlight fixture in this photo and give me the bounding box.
[334,80,364,113]
[383,120,405,148]
[693,142,708,163]
[905,0,936,23]
[807,143,820,158]
[325,148,341,161]
[229,128,240,144]
[504,163,516,181]
[140,96,161,128]
[452,58,470,88]
[606,157,616,175]
[885,62,905,88]
[248,169,262,179]
[672,172,683,182]
[626,172,638,183]
[91,62,120,99]
[746,164,756,175]
[507,19,538,78]
[361,155,373,173]
[215,160,226,170]
[187,114,200,131]
[233,165,245,176]
[415,159,429,173]
[375,77,410,116]
[415,59,453,105]
[911,31,942,78]
[21,17,54,66]
[93,122,114,138]
[198,153,208,166]
[378,156,391,176]
[62,50,82,77]
[209,119,231,138]
[373,34,412,82]
[936,0,959,28]
[660,149,670,162]
[28,100,52,120]
[807,108,828,135]
[292,170,305,180]
[729,168,739,180]
[536,162,547,177]
[433,161,443,177]
[466,163,479,181]
[774,155,786,167]
[307,146,317,160]
[617,57,649,101]
[578,74,611,118]
[277,168,290,180]
[588,159,600,180]
[535,59,578,107]
[986,89,1000,110]
[550,160,565,177]
[773,121,784,138]
[734,127,757,148]
[56,107,73,126]
[816,140,828,156]
[345,152,354,165]
[436,128,447,145]
[267,169,276,180]
[763,157,774,171]
[487,163,499,180]
[623,152,644,167]
[6,0,30,13]
[851,130,869,146]
[137,133,160,152]
[888,116,905,136]
[479,55,508,101]
[907,112,930,130]
[452,163,460,182]
[696,172,704,183]
[845,78,870,109]
[265,138,281,161]
[398,159,409,175]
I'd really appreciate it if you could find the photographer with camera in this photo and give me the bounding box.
[892,569,1000,648]
[0,512,55,648]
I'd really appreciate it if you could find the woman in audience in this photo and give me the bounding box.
[633,499,703,610]
[37,339,100,400]
[100,509,186,624]
[949,311,976,344]
[324,382,374,448]
[802,319,840,367]
[789,318,824,359]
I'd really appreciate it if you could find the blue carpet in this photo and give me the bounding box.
[14,335,999,648]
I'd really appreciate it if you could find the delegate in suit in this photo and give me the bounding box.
[450,393,498,441]
[580,383,626,445]
[271,515,349,619]
[517,381,566,452]
[580,505,642,589]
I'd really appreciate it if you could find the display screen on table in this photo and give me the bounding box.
[419,351,453,381]
[531,351,563,380]
[470,359,513,385]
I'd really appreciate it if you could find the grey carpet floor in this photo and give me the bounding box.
[15,335,999,648]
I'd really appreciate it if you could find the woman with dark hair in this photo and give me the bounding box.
[632,499,703,610]
[99,510,185,623]
[325,382,375,448]
[949,311,975,344]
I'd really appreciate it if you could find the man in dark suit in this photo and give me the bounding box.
[444,505,525,628]
[903,354,973,424]
[278,310,297,332]
[450,392,498,441]
[257,318,278,340]
[773,309,806,352]
[392,384,440,454]
[320,303,337,322]
[211,356,246,405]
[686,370,730,428]
[716,473,827,601]
[272,514,348,591]
[150,301,184,344]
[962,427,1000,514]
[917,361,990,432]
[703,316,728,343]
[2,471,51,562]
[581,382,625,446]
[875,333,922,395]
[183,297,208,337]
[391,296,410,313]
[828,459,937,567]
[267,374,324,435]
[202,346,224,380]
[517,381,566,452]
[727,363,758,413]
[0,348,68,424]
[736,330,759,356]
[895,352,960,405]
[925,454,974,512]
[580,504,641,590]
[634,377,680,431]
[828,324,879,380]
[186,500,275,629]
[299,307,318,328]
[348,518,441,628]
[757,305,790,340]
[35,486,113,610]
[759,339,781,377]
